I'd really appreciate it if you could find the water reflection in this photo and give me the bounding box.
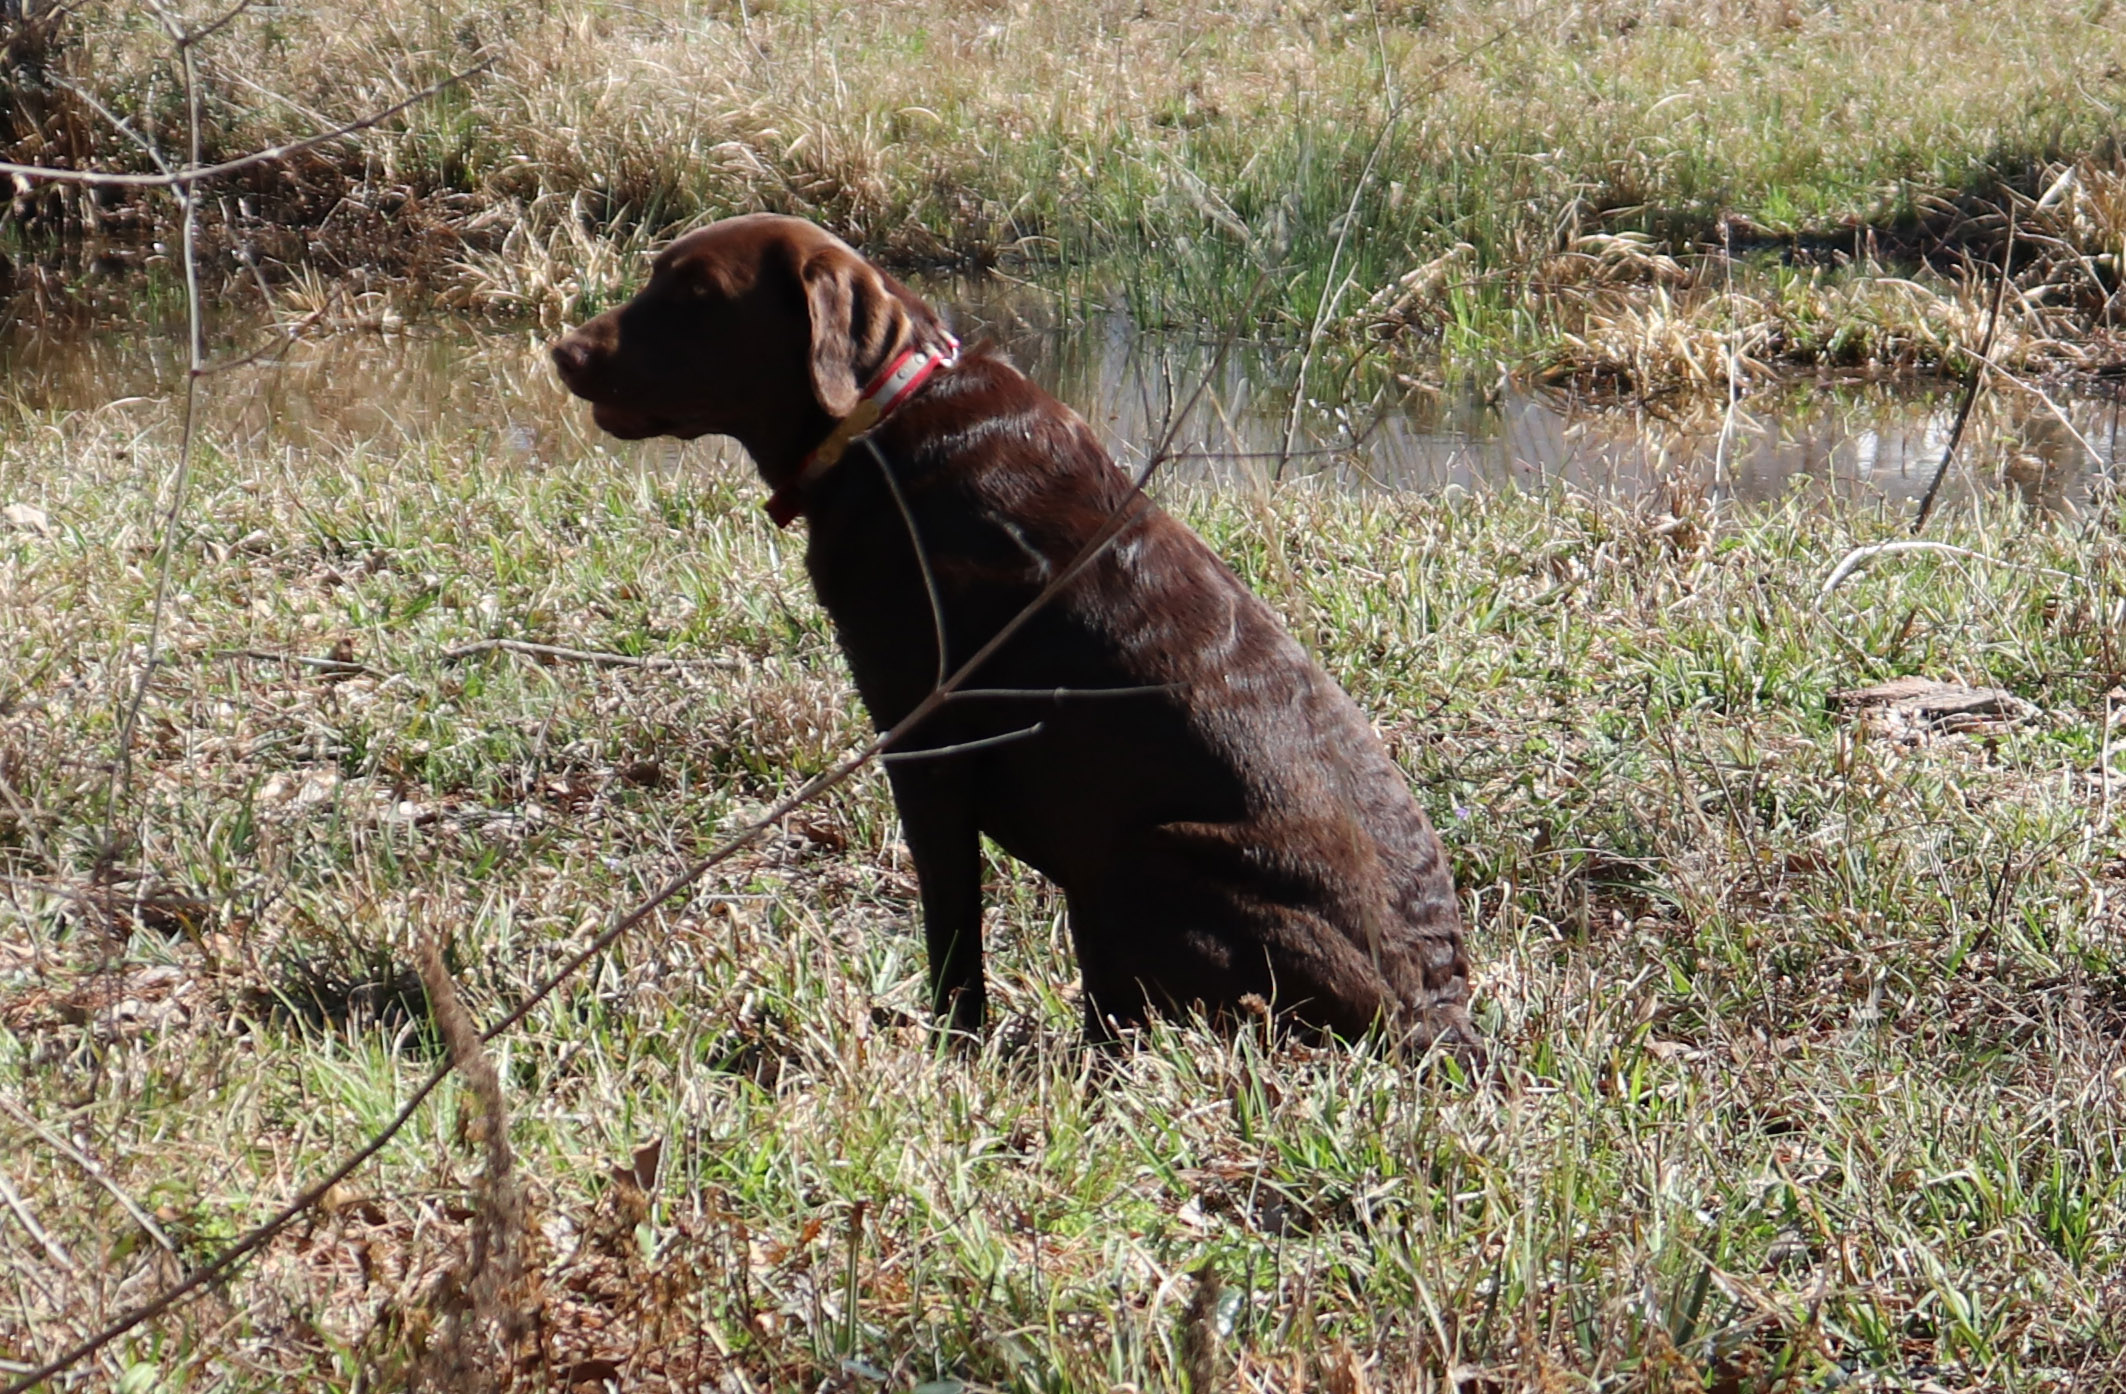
[961,294,2117,509]
[1,301,2116,510]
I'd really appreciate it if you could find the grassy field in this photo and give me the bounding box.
[4,1,2126,1387]
[6,0,2126,383]
[1,330,2123,1388]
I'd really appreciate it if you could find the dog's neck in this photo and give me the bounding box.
[734,409,839,484]
[762,335,960,528]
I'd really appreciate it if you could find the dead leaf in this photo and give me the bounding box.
[1830,675,2037,737]
[1318,1340,1368,1394]
[3,502,52,536]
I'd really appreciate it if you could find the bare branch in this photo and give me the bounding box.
[50,77,175,177]
[0,1099,179,1256]
[197,301,331,376]
[179,0,259,48]
[1818,539,2082,598]
[941,683,1180,703]
[0,769,57,871]
[868,437,952,689]
[1913,204,2017,533]
[1966,345,2110,471]
[441,638,743,671]
[106,0,214,864]
[0,1172,77,1276]
[881,723,1046,763]
[212,648,375,676]
[1268,12,1532,482]
[0,60,494,189]
[0,1054,461,1394]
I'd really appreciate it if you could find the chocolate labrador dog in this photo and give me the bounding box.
[552,214,1479,1058]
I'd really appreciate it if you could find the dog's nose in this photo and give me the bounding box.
[550,334,592,385]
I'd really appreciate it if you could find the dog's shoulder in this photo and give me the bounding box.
[888,345,1138,520]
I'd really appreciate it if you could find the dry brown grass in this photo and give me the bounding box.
[4,0,2124,382]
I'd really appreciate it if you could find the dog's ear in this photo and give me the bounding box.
[800,245,914,420]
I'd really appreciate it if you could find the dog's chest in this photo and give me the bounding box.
[803,479,1040,721]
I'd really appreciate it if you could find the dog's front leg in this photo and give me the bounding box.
[886,761,986,1035]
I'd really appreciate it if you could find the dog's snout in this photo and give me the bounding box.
[549,332,594,388]
[551,315,622,393]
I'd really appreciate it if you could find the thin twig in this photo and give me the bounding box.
[881,723,1045,763]
[1963,344,2109,472]
[0,1098,178,1255]
[1712,218,1744,486]
[0,1056,460,1394]
[214,648,375,675]
[0,61,494,189]
[1275,104,1401,483]
[1913,205,2017,533]
[0,874,101,904]
[104,0,215,863]
[0,1171,77,1275]
[868,436,951,689]
[2101,690,2120,837]
[0,769,56,871]
[1167,446,1375,463]
[1818,539,2082,598]
[941,683,1179,703]
[48,76,176,178]
[441,638,741,671]
[175,0,257,48]
[1266,13,1531,484]
[196,303,331,377]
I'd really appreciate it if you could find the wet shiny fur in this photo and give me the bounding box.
[552,214,1479,1057]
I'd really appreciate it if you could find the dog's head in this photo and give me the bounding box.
[551,214,951,471]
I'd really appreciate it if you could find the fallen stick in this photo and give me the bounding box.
[1818,539,2081,598]
[440,638,742,671]
[214,648,374,676]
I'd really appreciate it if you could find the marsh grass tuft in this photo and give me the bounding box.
[7,0,2126,383]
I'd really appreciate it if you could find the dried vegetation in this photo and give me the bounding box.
[4,0,2126,384]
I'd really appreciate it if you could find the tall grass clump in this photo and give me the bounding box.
[6,0,2125,379]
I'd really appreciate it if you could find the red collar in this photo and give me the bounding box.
[765,335,960,528]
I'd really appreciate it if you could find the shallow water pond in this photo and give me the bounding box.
[3,299,2117,513]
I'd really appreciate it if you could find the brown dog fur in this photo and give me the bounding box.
[552,214,1479,1057]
